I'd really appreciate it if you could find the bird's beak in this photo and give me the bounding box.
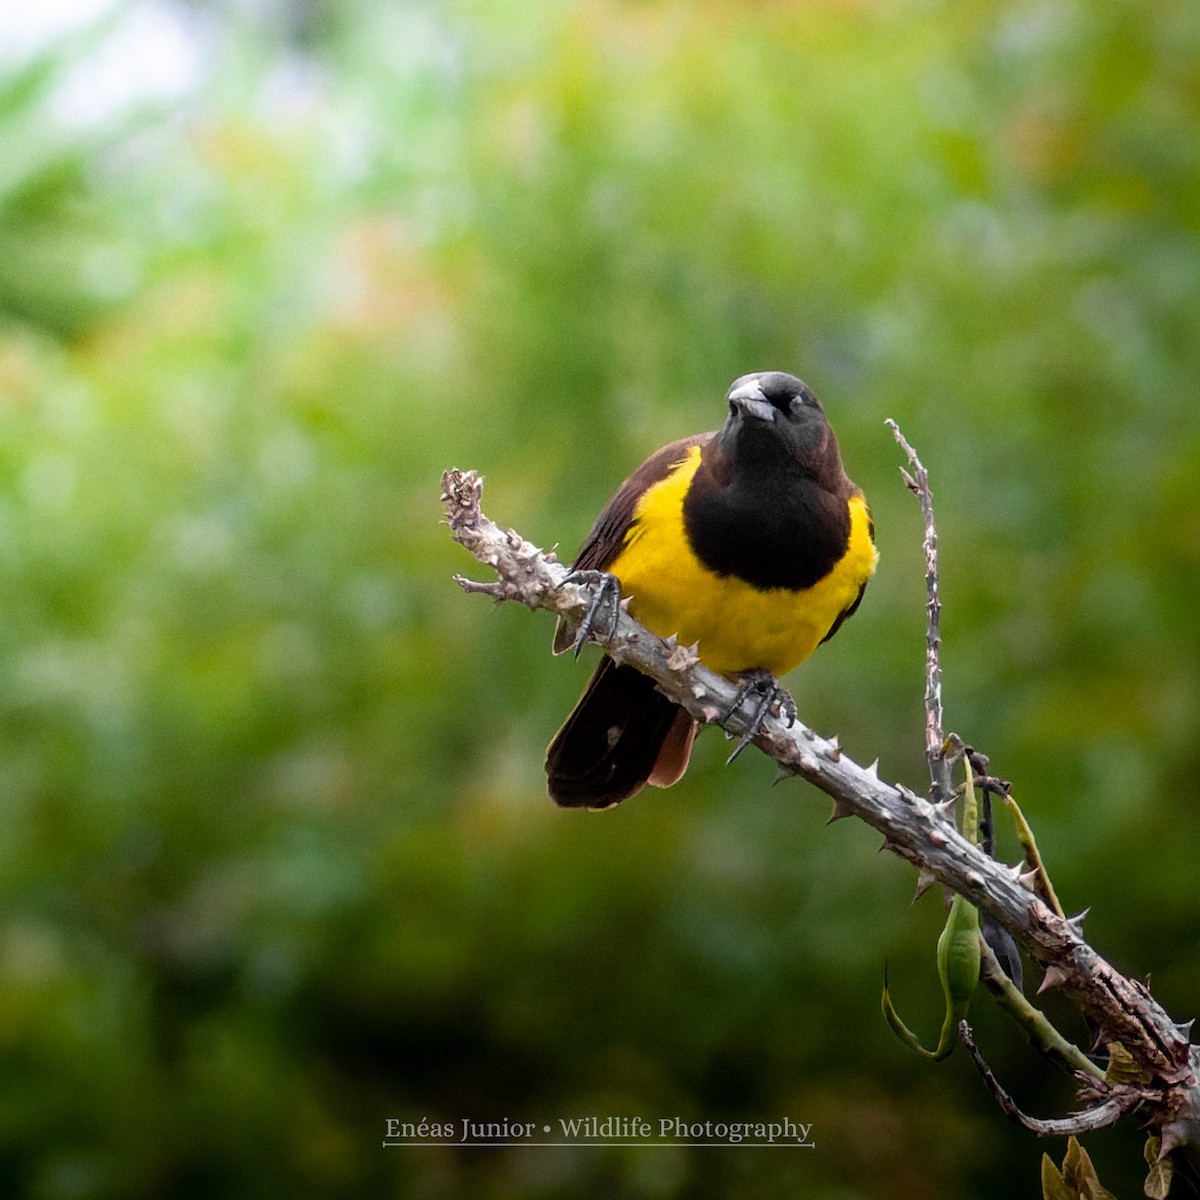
[726,379,775,423]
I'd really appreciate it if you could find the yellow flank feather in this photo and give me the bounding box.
[608,445,877,677]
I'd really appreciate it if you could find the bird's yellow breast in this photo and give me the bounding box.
[607,445,877,677]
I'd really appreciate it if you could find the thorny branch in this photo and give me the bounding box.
[440,448,1200,1167]
[886,419,952,808]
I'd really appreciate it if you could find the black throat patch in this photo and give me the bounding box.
[682,452,852,591]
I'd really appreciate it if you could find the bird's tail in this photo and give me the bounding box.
[545,656,696,809]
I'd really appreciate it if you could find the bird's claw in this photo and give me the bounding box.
[725,670,795,765]
[560,570,622,659]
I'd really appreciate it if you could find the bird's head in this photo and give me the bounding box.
[721,371,833,466]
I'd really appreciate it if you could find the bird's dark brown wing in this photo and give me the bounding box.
[572,432,712,571]
[552,432,712,654]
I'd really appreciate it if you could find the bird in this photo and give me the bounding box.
[545,370,877,810]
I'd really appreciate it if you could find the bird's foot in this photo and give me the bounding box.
[725,670,796,765]
[559,570,622,659]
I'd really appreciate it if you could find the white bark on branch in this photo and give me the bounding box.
[440,463,1200,1159]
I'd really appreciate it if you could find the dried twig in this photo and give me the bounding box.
[886,420,952,807]
[958,1022,1142,1136]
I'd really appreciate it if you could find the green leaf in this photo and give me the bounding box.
[1042,1153,1074,1200]
[1040,1137,1118,1200]
[1143,1136,1173,1200]
[1105,1041,1147,1086]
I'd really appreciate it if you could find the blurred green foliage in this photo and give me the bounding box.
[0,0,1198,1196]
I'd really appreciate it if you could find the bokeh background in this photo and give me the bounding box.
[1,0,1198,1196]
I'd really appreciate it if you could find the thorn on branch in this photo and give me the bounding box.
[827,797,855,823]
[912,867,938,903]
[1067,909,1091,940]
[1038,965,1071,995]
[665,641,701,673]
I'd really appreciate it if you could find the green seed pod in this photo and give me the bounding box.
[882,892,981,1061]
